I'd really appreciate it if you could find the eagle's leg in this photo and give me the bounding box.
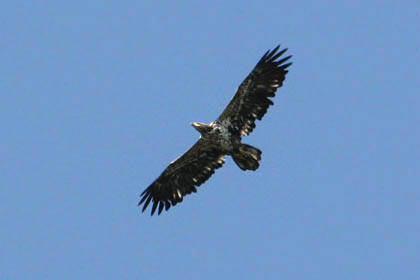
[231,144,262,171]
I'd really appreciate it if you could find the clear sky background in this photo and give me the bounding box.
[1,1,419,279]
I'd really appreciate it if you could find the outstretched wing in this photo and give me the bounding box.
[139,138,226,215]
[217,45,292,135]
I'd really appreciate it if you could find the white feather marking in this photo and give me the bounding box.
[176,190,182,198]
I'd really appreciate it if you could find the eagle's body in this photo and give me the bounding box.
[139,45,292,215]
[192,121,238,153]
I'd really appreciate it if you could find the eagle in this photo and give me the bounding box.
[139,45,292,215]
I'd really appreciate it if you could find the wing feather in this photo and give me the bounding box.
[139,138,226,215]
[217,45,292,135]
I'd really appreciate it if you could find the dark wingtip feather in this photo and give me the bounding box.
[141,193,153,212]
[276,55,292,66]
[257,45,292,68]
[259,45,280,63]
[158,201,165,215]
[138,189,149,205]
[281,62,293,70]
[268,47,287,62]
[151,201,158,216]
[268,45,280,57]
[261,49,270,60]
[164,200,171,211]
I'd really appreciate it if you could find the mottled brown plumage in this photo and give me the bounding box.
[139,45,292,215]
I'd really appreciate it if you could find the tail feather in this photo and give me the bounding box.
[232,144,262,171]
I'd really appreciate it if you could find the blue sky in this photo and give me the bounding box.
[1,1,419,279]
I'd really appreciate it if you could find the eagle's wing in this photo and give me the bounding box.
[139,138,226,215]
[217,45,292,135]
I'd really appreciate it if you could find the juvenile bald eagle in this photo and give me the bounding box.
[139,45,292,215]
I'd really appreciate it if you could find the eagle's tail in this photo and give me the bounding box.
[232,144,262,171]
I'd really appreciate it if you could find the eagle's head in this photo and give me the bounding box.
[191,122,213,135]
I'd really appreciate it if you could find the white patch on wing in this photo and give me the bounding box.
[250,153,259,161]
[170,155,181,164]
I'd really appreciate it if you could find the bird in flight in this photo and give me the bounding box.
[139,45,292,215]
